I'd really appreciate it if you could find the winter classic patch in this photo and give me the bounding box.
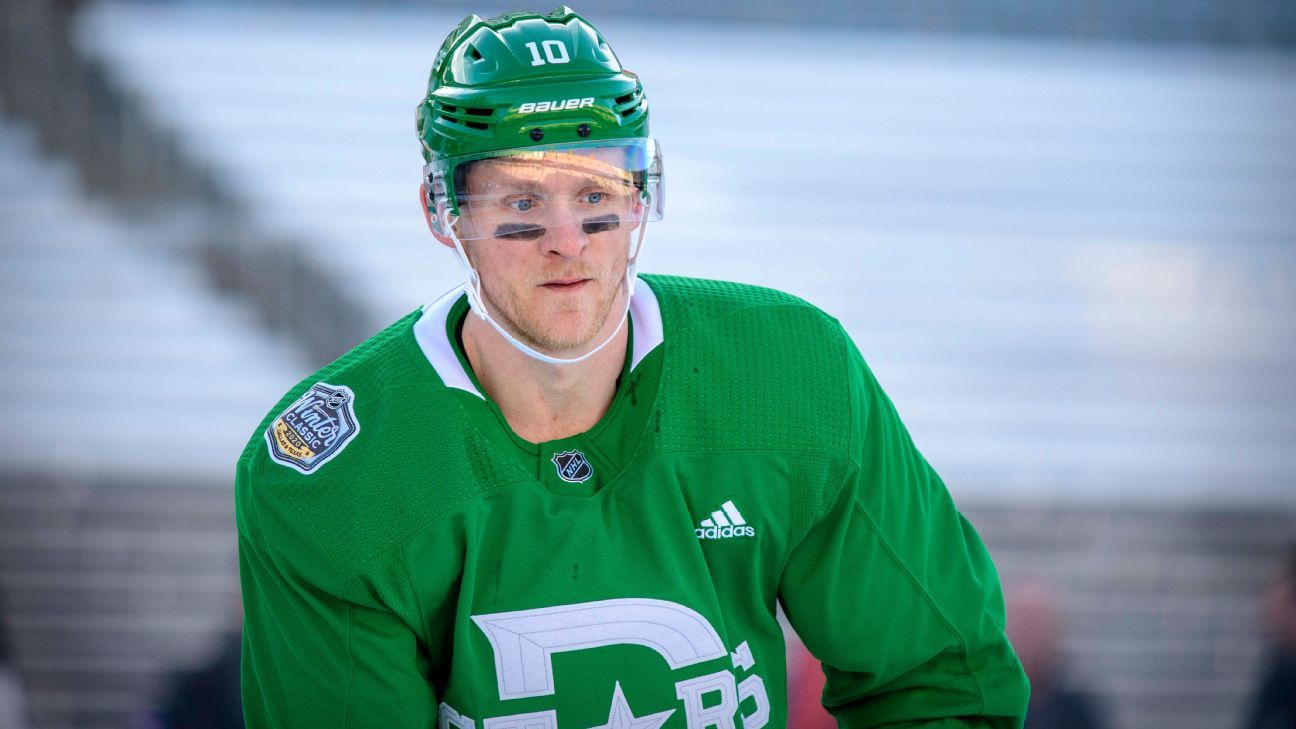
[264,382,359,474]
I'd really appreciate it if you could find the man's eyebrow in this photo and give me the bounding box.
[467,169,547,194]
[466,159,633,194]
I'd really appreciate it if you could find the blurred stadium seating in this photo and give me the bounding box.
[0,105,305,726]
[0,119,306,478]
[1,1,1293,728]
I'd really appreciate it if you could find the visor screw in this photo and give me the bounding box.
[529,128,545,141]
[577,123,591,138]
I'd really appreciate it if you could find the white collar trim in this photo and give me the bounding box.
[627,277,663,371]
[413,278,664,400]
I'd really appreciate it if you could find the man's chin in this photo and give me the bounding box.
[487,281,625,356]
[518,303,623,356]
[526,319,608,355]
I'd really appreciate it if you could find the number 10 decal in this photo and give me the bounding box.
[524,40,571,66]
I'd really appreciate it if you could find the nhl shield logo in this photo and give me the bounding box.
[551,450,594,483]
[265,382,360,474]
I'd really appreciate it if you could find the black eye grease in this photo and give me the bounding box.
[494,223,546,240]
[582,215,621,234]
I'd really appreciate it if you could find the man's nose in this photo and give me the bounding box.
[540,205,589,258]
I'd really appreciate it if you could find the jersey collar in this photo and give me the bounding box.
[410,277,668,496]
[413,277,664,399]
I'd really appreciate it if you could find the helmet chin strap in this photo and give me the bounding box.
[438,196,651,366]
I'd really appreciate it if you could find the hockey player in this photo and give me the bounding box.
[236,7,1030,728]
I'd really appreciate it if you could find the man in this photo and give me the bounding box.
[1004,583,1106,729]
[1241,546,1296,729]
[236,7,1029,728]
[0,588,30,729]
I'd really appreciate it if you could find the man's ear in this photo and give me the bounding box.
[420,182,457,249]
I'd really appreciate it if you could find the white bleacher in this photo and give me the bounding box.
[0,112,316,726]
[75,3,1296,505]
[0,115,309,481]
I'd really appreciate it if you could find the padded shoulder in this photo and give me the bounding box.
[643,274,817,330]
[235,310,521,579]
[643,275,854,456]
[238,311,424,464]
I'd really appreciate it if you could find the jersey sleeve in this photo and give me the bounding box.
[236,457,439,729]
[778,335,1030,728]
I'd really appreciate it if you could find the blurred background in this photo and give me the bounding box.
[1,0,1295,727]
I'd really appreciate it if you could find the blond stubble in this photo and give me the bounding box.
[473,251,628,354]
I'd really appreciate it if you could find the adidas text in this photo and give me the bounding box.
[695,500,755,540]
[695,524,756,540]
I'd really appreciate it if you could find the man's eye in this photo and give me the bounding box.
[508,198,538,213]
[584,191,606,205]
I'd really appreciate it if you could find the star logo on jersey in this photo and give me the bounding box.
[551,449,594,483]
[588,682,674,729]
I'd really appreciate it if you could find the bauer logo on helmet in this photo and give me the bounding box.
[517,97,595,114]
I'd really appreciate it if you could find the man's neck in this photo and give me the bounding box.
[461,312,628,444]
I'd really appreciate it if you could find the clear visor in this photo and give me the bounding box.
[429,138,663,243]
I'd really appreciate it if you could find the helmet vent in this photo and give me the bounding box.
[613,84,645,119]
[467,45,484,62]
[434,101,496,132]
[440,116,489,131]
[593,36,612,62]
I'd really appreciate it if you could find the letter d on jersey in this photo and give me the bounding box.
[472,598,728,701]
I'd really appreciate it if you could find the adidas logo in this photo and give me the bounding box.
[695,500,755,540]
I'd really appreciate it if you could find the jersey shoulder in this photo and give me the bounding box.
[642,274,823,327]
[642,274,854,456]
[237,309,429,467]
[236,309,519,579]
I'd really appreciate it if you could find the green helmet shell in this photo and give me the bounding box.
[417,6,648,173]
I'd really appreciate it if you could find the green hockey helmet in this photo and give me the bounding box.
[416,7,663,228]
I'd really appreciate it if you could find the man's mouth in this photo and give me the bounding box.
[541,278,591,291]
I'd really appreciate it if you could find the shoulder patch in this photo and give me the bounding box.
[264,382,360,474]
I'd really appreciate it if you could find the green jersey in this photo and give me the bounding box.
[236,275,1028,729]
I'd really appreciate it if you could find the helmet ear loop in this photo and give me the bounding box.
[420,174,457,239]
[423,166,454,237]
